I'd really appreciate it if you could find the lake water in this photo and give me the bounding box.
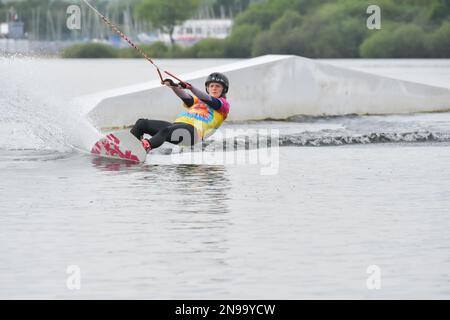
[1,58,450,299]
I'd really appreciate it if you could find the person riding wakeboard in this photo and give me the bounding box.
[130,72,230,152]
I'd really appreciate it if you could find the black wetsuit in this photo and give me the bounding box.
[130,119,197,149]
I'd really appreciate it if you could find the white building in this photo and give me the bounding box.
[159,19,233,46]
[0,21,24,39]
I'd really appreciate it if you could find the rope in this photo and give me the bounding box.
[81,0,186,85]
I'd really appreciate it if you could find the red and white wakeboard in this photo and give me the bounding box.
[90,131,147,163]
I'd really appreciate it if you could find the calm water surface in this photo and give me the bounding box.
[1,58,450,299]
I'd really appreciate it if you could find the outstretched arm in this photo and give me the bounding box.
[187,84,223,110]
[162,79,194,107]
[172,86,194,107]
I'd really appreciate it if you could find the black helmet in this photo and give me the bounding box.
[205,72,229,95]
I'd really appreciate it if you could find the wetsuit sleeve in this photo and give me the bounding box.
[188,84,223,110]
[171,86,194,107]
[181,96,194,107]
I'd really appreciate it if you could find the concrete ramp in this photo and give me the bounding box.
[82,55,450,130]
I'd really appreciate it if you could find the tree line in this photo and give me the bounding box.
[2,0,449,57]
[194,0,450,58]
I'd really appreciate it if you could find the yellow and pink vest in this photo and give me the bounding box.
[174,96,230,139]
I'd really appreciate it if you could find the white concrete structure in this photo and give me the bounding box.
[82,55,450,130]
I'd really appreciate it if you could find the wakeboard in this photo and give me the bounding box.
[90,131,147,163]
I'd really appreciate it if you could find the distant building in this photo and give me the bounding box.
[136,32,160,45]
[0,23,7,38]
[0,8,24,39]
[0,21,25,39]
[160,19,233,46]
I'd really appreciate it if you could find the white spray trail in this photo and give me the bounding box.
[0,56,102,153]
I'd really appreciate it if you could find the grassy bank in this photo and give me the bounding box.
[61,40,229,59]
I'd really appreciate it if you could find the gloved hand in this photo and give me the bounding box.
[162,78,178,87]
[178,82,192,90]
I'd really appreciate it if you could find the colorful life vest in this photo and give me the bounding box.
[174,96,230,139]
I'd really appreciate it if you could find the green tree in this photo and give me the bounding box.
[62,43,118,58]
[252,1,368,58]
[57,0,450,58]
[234,0,373,58]
[191,38,226,58]
[252,11,305,56]
[428,0,450,23]
[136,0,201,45]
[233,0,327,30]
[225,23,261,57]
[199,0,258,18]
[428,21,450,57]
[233,0,296,30]
[360,24,429,58]
[300,1,369,58]
[118,41,169,58]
